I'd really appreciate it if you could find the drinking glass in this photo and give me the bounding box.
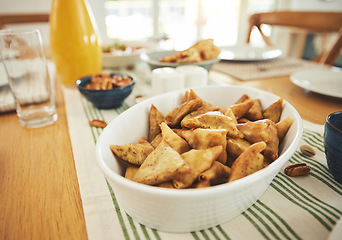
[0,29,57,128]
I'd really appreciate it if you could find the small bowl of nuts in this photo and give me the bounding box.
[76,73,135,109]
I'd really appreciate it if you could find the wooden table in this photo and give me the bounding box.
[209,71,342,125]
[0,69,341,239]
[0,79,88,239]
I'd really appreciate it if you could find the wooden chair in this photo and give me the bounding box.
[0,13,49,29]
[246,11,342,66]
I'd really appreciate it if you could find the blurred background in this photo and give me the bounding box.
[1,0,341,64]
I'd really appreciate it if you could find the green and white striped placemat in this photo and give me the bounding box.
[63,80,342,240]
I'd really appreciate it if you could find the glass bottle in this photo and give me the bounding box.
[49,0,102,86]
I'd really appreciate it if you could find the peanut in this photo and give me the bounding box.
[300,145,316,157]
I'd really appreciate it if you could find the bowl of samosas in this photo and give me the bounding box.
[141,39,221,71]
[76,73,135,109]
[95,85,303,232]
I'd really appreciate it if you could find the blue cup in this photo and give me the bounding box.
[324,111,342,183]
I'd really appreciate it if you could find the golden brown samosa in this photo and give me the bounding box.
[110,137,154,166]
[228,141,266,182]
[160,122,191,154]
[173,146,223,189]
[181,111,244,138]
[181,128,228,164]
[132,141,190,185]
[237,119,279,161]
[263,98,283,123]
[148,104,164,142]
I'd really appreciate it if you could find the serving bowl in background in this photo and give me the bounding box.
[76,73,135,109]
[103,51,146,68]
[95,85,303,232]
[140,50,220,71]
[102,41,152,68]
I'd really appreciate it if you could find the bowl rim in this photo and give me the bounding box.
[95,85,303,197]
[102,41,152,57]
[102,49,146,58]
[140,50,221,67]
[326,111,342,134]
[76,73,135,92]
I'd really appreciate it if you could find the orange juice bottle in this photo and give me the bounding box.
[50,0,102,86]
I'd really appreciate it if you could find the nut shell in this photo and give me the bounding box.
[284,163,311,177]
[300,145,316,157]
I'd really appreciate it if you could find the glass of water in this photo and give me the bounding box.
[0,29,57,128]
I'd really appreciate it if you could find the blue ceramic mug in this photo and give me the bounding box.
[324,111,342,183]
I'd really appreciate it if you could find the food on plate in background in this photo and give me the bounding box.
[102,42,146,56]
[159,39,221,63]
[110,89,294,189]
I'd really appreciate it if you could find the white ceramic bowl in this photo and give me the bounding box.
[102,52,142,68]
[95,85,303,233]
[140,50,220,71]
[102,42,153,68]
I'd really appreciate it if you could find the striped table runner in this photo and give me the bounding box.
[63,78,342,240]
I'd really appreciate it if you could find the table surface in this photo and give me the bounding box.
[0,67,341,239]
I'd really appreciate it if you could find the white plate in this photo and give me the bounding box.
[102,52,143,68]
[140,50,220,71]
[219,45,282,62]
[290,69,342,98]
[102,41,154,68]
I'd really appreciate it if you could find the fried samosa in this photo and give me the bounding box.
[110,137,154,166]
[237,119,279,161]
[160,122,191,154]
[263,98,283,123]
[180,128,228,164]
[228,141,266,182]
[132,141,190,185]
[198,161,231,185]
[173,146,223,189]
[276,116,293,142]
[148,104,165,142]
[165,98,202,127]
[181,111,244,138]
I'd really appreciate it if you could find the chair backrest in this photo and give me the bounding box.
[246,11,342,66]
[0,13,49,29]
